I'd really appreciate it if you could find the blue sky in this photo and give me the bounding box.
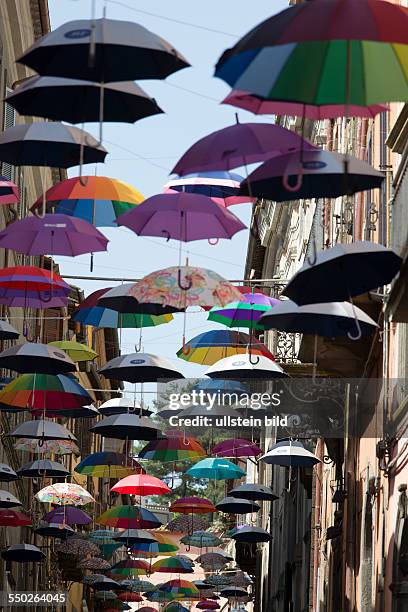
[48,0,287,382]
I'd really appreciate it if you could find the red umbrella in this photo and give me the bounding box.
[111,474,171,496]
[0,509,32,526]
[196,601,220,610]
[117,592,143,602]
[170,498,216,515]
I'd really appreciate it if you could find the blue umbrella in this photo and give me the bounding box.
[186,458,246,480]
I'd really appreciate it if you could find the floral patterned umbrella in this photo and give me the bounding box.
[167,515,209,534]
[55,535,100,557]
[35,483,95,506]
[14,438,79,455]
[78,557,111,571]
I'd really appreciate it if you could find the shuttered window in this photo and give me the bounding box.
[2,88,15,181]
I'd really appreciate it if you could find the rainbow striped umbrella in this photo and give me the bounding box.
[109,559,150,576]
[130,532,179,557]
[75,452,144,479]
[159,579,200,599]
[169,497,216,515]
[97,505,162,529]
[139,431,206,462]
[152,557,194,574]
[208,293,279,330]
[0,265,70,308]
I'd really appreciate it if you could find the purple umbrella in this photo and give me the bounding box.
[208,292,280,329]
[211,439,262,458]
[43,505,92,526]
[0,289,69,309]
[171,122,316,176]
[0,213,108,256]
[117,192,246,242]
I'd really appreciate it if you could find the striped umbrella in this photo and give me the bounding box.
[0,265,70,308]
[151,557,194,574]
[109,559,150,576]
[180,532,223,548]
[75,452,144,479]
[139,431,206,462]
[130,532,179,557]
[97,505,162,529]
[208,293,279,330]
[159,579,200,599]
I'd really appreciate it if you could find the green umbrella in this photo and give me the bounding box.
[186,458,246,480]
[208,293,279,330]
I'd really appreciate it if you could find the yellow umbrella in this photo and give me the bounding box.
[49,340,98,363]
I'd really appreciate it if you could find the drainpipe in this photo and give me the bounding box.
[311,441,323,610]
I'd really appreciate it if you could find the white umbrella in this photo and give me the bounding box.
[260,440,320,468]
[99,353,184,383]
[205,353,288,379]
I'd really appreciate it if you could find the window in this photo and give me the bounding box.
[2,88,15,181]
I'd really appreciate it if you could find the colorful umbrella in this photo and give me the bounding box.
[48,340,98,363]
[170,497,216,514]
[164,170,253,207]
[0,343,76,375]
[0,175,19,205]
[208,293,279,329]
[0,265,70,308]
[97,505,162,529]
[180,532,223,548]
[144,590,181,603]
[111,474,172,496]
[99,353,184,384]
[117,192,246,242]
[0,509,32,526]
[159,579,200,599]
[186,458,246,480]
[89,530,122,558]
[43,506,92,526]
[138,431,206,462]
[35,483,95,506]
[109,559,151,576]
[151,557,194,574]
[212,439,262,459]
[130,532,179,557]
[75,452,144,478]
[176,330,275,365]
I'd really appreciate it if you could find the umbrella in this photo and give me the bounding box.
[0,320,19,340]
[164,170,254,207]
[31,176,144,227]
[211,439,262,458]
[138,431,206,462]
[170,497,216,514]
[120,580,154,592]
[110,559,151,576]
[94,590,119,600]
[0,491,22,508]
[78,557,111,571]
[215,497,260,514]
[74,301,173,329]
[171,123,315,176]
[282,241,402,305]
[89,531,121,556]
[186,458,246,480]
[56,535,100,557]
[0,214,108,257]
[113,529,157,545]
[111,474,171,496]
[97,505,162,529]
[197,601,219,610]
[90,414,162,441]
[90,575,122,591]
[0,122,107,167]
[177,330,275,365]
[229,483,278,502]
[43,506,92,526]
[0,175,19,205]
[219,587,249,598]
[130,532,179,557]
[46,404,99,420]
[258,300,378,337]
[180,532,223,548]
[99,353,184,383]
[208,293,280,330]
[18,17,189,81]
[152,557,194,574]
[167,515,209,534]
[48,340,98,363]
[192,378,248,397]
[196,552,229,569]
[0,463,18,482]
[144,590,180,603]
[0,265,70,308]
[98,397,143,416]
[117,192,246,242]
[132,267,243,310]
[260,440,320,468]
[35,483,95,506]
[75,452,144,478]
[230,526,271,543]
[0,509,31,526]
[14,438,80,455]
[7,76,163,124]
[117,592,143,603]
[159,579,200,598]
[164,604,189,612]
[17,459,70,479]
[239,150,384,201]
[214,0,408,107]
[1,544,45,562]
[34,522,75,538]
[205,354,287,379]
[0,343,76,374]
[139,608,158,612]
[96,285,180,316]
[7,419,76,441]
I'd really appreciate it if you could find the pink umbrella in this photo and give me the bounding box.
[211,439,262,459]
[222,90,390,120]
[0,176,19,205]
[117,192,246,242]
[163,170,255,207]
[171,122,316,176]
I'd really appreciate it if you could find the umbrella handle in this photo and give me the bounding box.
[347,311,363,341]
[178,269,192,291]
[38,438,45,448]
[208,238,219,246]
[181,339,191,356]
[162,230,171,242]
[282,167,303,193]
[248,351,260,366]
[23,321,35,342]
[38,289,52,304]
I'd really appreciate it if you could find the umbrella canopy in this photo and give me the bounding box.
[35,483,95,506]
[97,505,162,529]
[0,463,18,482]
[211,439,262,458]
[113,529,157,545]
[138,432,206,462]
[0,490,22,509]
[120,580,154,593]
[0,320,19,340]
[56,535,100,557]
[165,604,189,612]
[7,76,163,124]
[132,267,243,310]
[111,474,171,496]
[258,300,378,337]
[117,592,143,603]
[177,330,275,365]
[14,437,79,455]
[0,343,75,374]
[110,559,151,577]
[230,526,271,543]
[90,575,122,591]
[7,419,76,441]
[75,452,144,478]
[90,413,162,441]
[159,579,200,598]
[239,150,384,201]
[74,304,172,329]
[282,241,402,304]
[196,552,230,569]
[0,122,107,167]
[1,544,45,563]
[0,214,108,257]
[164,170,253,207]
[215,497,260,514]
[229,483,278,502]
[130,532,179,556]
[0,509,31,527]
[170,497,216,514]
[167,515,209,534]
[152,557,194,574]
[117,192,246,242]
[197,600,219,610]
[99,353,184,383]
[0,265,70,308]
[139,608,159,612]
[43,506,92,526]
[172,122,315,176]
[48,340,98,363]
[18,17,189,81]
[208,293,280,329]
[180,532,223,548]
[219,587,249,599]
[186,458,246,480]
[34,522,75,538]
[214,0,408,107]
[17,459,70,479]
[98,397,145,416]
[79,557,111,571]
[96,284,180,315]
[205,354,287,379]
[260,440,320,468]
[0,175,19,204]
[192,378,248,397]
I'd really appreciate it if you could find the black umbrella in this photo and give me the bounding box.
[6,76,163,124]
[56,405,100,419]
[177,404,241,420]
[194,581,213,590]
[18,18,189,82]
[99,353,184,383]
[231,526,271,543]
[219,587,249,598]
[34,522,75,538]
[216,497,260,514]
[0,490,22,508]
[1,544,45,562]
[97,284,182,315]
[90,413,162,441]
[156,407,182,420]
[90,575,122,591]
[7,419,77,441]
[0,342,76,374]
[112,529,157,545]
[0,463,19,482]
[283,241,402,305]
[0,321,19,340]
[229,484,278,502]
[17,459,70,479]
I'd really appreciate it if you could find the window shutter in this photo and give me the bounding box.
[2,89,15,181]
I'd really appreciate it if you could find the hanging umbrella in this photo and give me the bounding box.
[205,354,287,379]
[164,170,254,207]
[230,526,271,543]
[90,414,162,441]
[0,509,32,527]
[48,340,98,363]
[113,529,157,545]
[56,535,100,557]
[0,214,108,257]
[130,534,179,557]
[180,532,223,548]
[0,265,70,308]
[211,439,262,458]
[167,515,209,534]
[1,544,45,563]
[194,581,212,590]
[46,404,99,420]
[120,580,154,593]
[0,320,19,340]
[18,17,189,81]
[35,483,95,506]
[144,590,180,603]
[138,431,206,462]
[0,175,19,205]
[0,122,107,167]
[229,483,278,502]
[90,575,122,591]
[239,150,384,201]
[96,285,180,316]
[170,497,216,514]
[282,241,402,305]
[74,299,173,328]
[214,0,408,107]
[7,76,163,124]
[0,463,18,482]
[151,557,194,574]
[164,604,189,612]
[171,123,315,176]
[7,419,76,441]
[89,531,121,557]
[97,505,162,529]
[197,601,219,610]
[110,559,151,576]
[75,452,144,478]
[215,497,260,514]
[177,330,275,365]
[192,378,248,397]
[0,343,76,374]
[196,552,229,569]
[186,458,245,480]
[0,491,22,509]
[43,506,92,526]
[78,557,111,571]
[111,474,171,496]
[208,293,280,330]
[99,353,184,383]
[98,397,146,416]
[260,440,320,468]
[159,579,200,599]
[117,192,246,242]
[219,587,249,598]
[94,590,119,600]
[132,267,243,310]
[34,522,75,538]
[139,608,158,612]
[17,459,70,479]
[117,592,143,603]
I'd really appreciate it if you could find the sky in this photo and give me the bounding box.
[48,0,288,387]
